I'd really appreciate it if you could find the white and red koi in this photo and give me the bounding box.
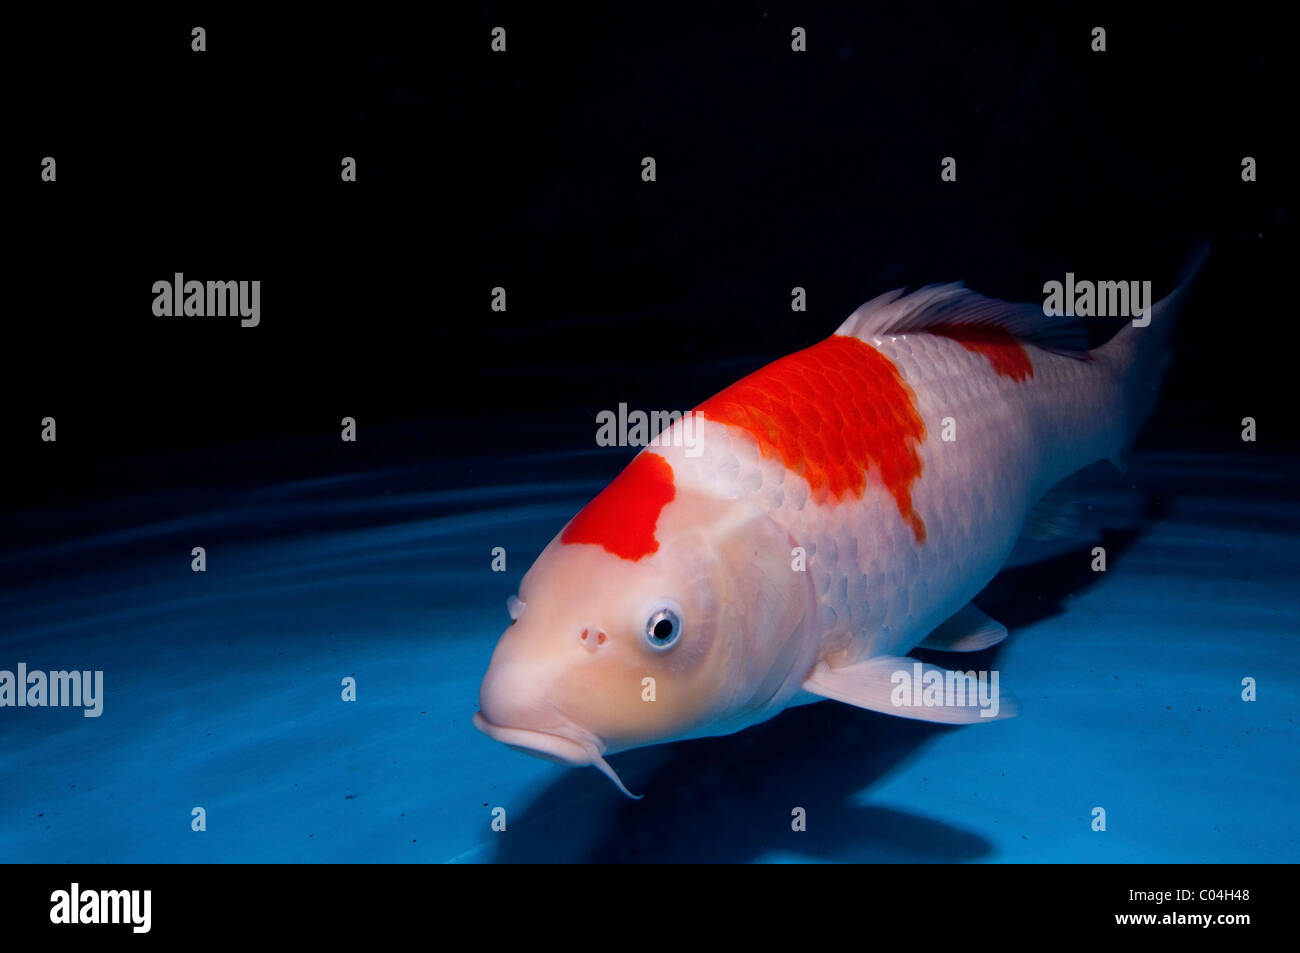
[474,257,1205,796]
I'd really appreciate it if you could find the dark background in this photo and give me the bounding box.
[9,4,1293,518]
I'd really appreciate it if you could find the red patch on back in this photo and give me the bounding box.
[696,334,928,542]
[561,452,676,560]
[930,325,1034,381]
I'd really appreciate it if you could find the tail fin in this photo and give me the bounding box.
[1095,244,1209,470]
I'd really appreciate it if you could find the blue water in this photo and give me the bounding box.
[1,450,1296,863]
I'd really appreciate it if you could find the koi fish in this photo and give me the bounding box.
[474,255,1205,797]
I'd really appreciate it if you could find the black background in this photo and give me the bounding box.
[9,4,1293,514]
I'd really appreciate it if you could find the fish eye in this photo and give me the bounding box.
[645,606,682,649]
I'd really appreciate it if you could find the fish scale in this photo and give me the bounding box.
[662,328,1083,666]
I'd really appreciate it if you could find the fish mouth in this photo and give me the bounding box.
[472,711,642,799]
[471,713,593,764]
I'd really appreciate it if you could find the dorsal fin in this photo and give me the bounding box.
[836,283,1090,357]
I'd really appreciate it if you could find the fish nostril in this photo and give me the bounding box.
[578,625,607,653]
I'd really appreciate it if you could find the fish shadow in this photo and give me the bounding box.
[972,492,1169,632]
[490,495,1167,863]
[491,704,990,863]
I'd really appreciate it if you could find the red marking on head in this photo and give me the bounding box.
[930,325,1034,382]
[561,452,676,560]
[696,334,927,542]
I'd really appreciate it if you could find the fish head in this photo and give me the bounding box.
[474,452,816,796]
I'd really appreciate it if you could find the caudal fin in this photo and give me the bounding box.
[1095,244,1209,470]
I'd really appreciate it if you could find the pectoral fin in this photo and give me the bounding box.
[919,602,1008,652]
[802,656,1017,723]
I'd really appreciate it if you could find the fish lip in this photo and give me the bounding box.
[471,711,597,766]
